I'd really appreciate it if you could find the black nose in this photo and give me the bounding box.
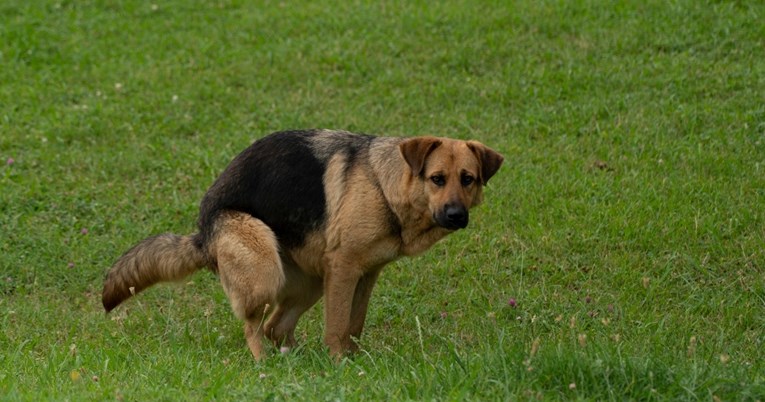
[445,205,469,229]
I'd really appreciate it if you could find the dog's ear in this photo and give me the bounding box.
[467,141,504,184]
[399,137,442,177]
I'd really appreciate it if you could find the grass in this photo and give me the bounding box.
[1,0,764,399]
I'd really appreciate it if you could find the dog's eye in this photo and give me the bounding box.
[461,175,475,186]
[430,175,446,186]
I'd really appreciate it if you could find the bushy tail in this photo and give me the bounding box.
[102,233,207,312]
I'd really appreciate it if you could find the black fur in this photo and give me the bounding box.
[197,130,377,252]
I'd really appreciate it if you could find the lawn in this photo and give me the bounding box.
[1,0,764,400]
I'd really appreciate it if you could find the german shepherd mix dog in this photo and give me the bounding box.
[103,130,503,360]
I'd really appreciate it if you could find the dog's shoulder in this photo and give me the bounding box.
[306,129,375,160]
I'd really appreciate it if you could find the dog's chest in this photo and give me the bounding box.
[283,230,403,276]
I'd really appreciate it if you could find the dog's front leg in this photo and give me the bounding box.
[349,269,381,340]
[323,263,362,358]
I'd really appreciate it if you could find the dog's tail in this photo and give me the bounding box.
[102,233,207,312]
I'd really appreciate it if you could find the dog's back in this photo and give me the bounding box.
[197,130,378,255]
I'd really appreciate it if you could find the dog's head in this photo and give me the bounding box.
[400,137,503,230]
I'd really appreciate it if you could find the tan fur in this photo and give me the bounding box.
[214,211,284,360]
[103,133,503,360]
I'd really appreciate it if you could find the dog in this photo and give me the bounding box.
[102,129,503,359]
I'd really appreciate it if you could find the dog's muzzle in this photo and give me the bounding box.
[435,204,469,230]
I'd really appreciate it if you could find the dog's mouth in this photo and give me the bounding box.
[434,204,469,230]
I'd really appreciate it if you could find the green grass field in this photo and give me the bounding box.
[2,0,764,400]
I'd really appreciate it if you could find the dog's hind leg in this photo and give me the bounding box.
[214,211,284,360]
[264,273,323,348]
